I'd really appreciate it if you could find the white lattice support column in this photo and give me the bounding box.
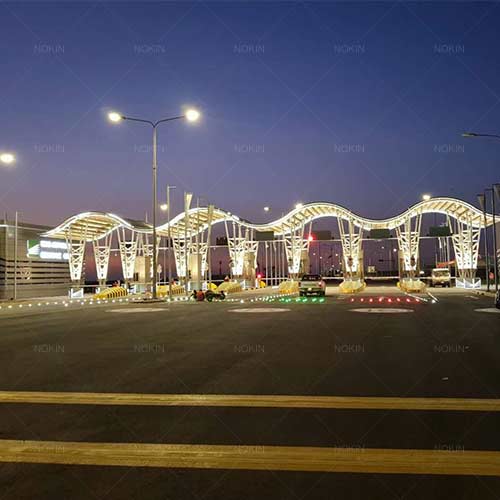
[448,214,481,283]
[395,214,422,277]
[92,233,112,285]
[284,221,308,278]
[225,221,247,278]
[243,231,259,283]
[117,229,138,282]
[198,242,209,277]
[245,240,259,270]
[191,220,210,282]
[140,234,161,278]
[66,238,86,283]
[65,227,87,284]
[338,218,363,278]
[172,238,188,278]
[188,239,209,283]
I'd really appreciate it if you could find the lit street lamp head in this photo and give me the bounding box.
[0,152,15,165]
[108,111,123,123]
[263,206,270,212]
[462,132,478,137]
[160,203,168,211]
[185,109,200,122]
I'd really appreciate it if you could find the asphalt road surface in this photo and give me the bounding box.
[1,285,499,499]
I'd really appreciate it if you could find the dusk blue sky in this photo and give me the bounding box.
[1,1,499,228]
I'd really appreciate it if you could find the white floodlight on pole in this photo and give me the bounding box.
[0,152,16,165]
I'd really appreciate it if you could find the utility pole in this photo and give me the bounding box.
[184,192,192,295]
[206,204,214,290]
[166,185,176,301]
[478,193,490,292]
[14,211,18,300]
[491,188,498,293]
[265,242,268,285]
[196,197,201,290]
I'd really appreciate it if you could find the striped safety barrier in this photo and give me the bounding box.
[157,284,185,297]
[94,286,128,299]
[217,281,242,294]
[278,280,299,294]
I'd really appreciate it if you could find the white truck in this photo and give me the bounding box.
[299,274,326,296]
[430,268,451,287]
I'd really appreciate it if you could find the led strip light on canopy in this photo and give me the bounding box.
[45,197,495,243]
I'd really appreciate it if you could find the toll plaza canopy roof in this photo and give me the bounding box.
[43,212,152,241]
[44,197,496,242]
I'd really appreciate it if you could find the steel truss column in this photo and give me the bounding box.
[395,214,422,278]
[338,217,363,278]
[172,237,188,278]
[92,233,112,285]
[65,227,87,284]
[192,240,208,278]
[243,229,258,284]
[140,233,161,278]
[448,213,481,283]
[117,228,138,282]
[172,234,209,282]
[225,221,248,278]
[284,221,308,278]
[245,239,259,270]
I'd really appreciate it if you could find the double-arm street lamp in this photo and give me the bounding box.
[108,108,200,299]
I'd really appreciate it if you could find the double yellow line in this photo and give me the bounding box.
[2,391,500,475]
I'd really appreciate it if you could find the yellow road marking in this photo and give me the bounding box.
[1,440,499,476]
[0,391,499,411]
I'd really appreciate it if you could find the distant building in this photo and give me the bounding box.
[0,218,70,300]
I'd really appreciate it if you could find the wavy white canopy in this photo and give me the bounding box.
[44,197,495,242]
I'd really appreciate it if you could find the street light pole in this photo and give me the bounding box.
[478,193,490,292]
[108,109,200,299]
[152,126,158,298]
[166,185,176,301]
[491,188,498,293]
[494,184,500,295]
[196,197,201,290]
[14,211,18,301]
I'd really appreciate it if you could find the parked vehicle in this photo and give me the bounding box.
[430,268,451,287]
[299,274,326,296]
